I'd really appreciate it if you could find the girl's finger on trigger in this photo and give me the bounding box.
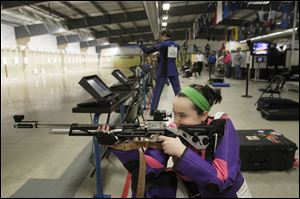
[101,125,106,131]
[157,135,167,142]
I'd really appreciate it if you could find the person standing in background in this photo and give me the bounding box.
[208,51,217,79]
[138,29,181,115]
[220,43,226,52]
[195,50,204,76]
[234,47,243,79]
[223,50,232,78]
[205,43,211,57]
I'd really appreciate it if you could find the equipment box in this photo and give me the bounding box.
[260,108,299,121]
[237,129,298,171]
[256,97,299,111]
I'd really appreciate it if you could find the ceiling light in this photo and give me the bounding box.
[162,3,170,10]
[162,15,168,20]
[87,36,95,41]
[162,22,167,27]
[248,1,270,5]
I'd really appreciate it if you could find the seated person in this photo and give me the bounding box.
[97,84,252,198]
[183,69,193,78]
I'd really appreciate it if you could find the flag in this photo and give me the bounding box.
[234,27,239,41]
[223,2,229,18]
[216,1,223,24]
[281,3,290,29]
[211,8,217,25]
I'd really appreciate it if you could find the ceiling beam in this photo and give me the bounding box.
[58,34,94,45]
[36,4,71,20]
[89,1,107,15]
[116,1,137,41]
[94,21,199,45]
[1,1,49,10]
[15,4,95,43]
[115,1,129,29]
[81,32,154,48]
[83,29,195,48]
[177,1,189,23]
[87,1,113,32]
[67,11,132,29]
[59,1,89,18]
[132,21,139,31]
[92,30,225,50]
[143,1,160,40]
[92,21,193,39]
[15,23,65,38]
[59,1,99,35]
[117,1,127,20]
[164,3,211,17]
[64,2,215,31]
[110,29,191,44]
[95,26,151,38]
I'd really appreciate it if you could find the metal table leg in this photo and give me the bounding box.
[92,113,111,198]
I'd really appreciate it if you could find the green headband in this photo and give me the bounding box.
[180,86,211,112]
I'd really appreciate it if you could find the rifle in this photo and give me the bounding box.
[13,115,225,151]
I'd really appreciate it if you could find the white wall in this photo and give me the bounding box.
[27,35,57,51]
[86,46,97,55]
[286,49,299,67]
[65,42,80,53]
[1,23,17,49]
[225,41,243,52]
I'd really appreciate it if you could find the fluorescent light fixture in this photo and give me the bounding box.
[162,15,168,20]
[248,1,270,5]
[162,21,167,26]
[240,27,298,43]
[162,3,170,10]
[87,36,95,41]
[57,27,67,33]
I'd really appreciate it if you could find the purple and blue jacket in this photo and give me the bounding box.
[111,115,246,198]
[139,39,179,77]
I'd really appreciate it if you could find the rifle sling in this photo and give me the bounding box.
[109,141,162,198]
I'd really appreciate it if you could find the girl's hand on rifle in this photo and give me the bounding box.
[157,135,186,158]
[95,125,119,145]
[96,125,110,133]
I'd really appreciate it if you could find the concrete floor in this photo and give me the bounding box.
[1,68,299,198]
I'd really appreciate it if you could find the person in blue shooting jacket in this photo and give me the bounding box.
[138,29,181,115]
